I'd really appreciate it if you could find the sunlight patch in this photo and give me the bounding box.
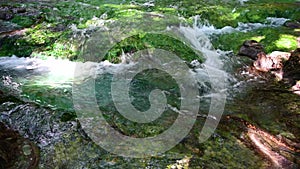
[275,34,297,50]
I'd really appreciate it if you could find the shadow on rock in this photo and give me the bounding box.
[0,122,39,169]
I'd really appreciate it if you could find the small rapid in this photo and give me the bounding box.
[0,14,298,168]
[197,17,289,35]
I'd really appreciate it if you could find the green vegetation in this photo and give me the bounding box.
[1,1,300,168]
[103,33,203,63]
[1,0,299,61]
[11,16,35,27]
[212,26,299,54]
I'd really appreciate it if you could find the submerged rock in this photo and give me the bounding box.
[238,40,264,60]
[223,116,299,169]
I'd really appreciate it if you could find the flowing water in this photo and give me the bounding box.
[0,15,299,168]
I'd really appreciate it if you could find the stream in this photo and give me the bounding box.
[0,14,299,168]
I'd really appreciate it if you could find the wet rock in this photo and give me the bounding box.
[238,40,264,60]
[50,24,67,32]
[0,20,21,34]
[245,47,300,94]
[284,21,300,29]
[0,7,14,20]
[12,7,26,14]
[283,48,300,84]
[0,122,39,169]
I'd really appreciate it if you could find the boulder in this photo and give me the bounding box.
[12,7,26,14]
[0,122,39,169]
[253,51,290,73]
[0,7,14,20]
[238,40,264,60]
[284,21,300,29]
[292,81,300,95]
[0,20,21,34]
[283,48,300,84]
[253,52,273,72]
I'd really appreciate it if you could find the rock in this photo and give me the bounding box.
[0,7,14,20]
[268,51,291,61]
[253,52,274,72]
[0,122,39,169]
[284,21,300,29]
[238,40,264,60]
[0,20,21,34]
[283,48,300,84]
[291,81,300,95]
[12,7,26,14]
[253,51,289,73]
[248,51,293,81]
[50,24,67,32]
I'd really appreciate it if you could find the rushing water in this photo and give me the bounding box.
[0,16,299,168]
[195,17,290,35]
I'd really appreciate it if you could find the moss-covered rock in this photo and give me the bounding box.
[1,0,299,59]
[102,33,203,63]
[212,26,299,54]
[11,15,34,27]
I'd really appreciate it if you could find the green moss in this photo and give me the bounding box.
[38,37,80,60]
[0,36,32,57]
[0,23,81,58]
[21,82,73,112]
[52,132,104,168]
[275,34,298,50]
[104,33,203,63]
[11,15,34,28]
[212,26,299,54]
[3,0,299,59]
[180,118,267,169]
[24,27,60,45]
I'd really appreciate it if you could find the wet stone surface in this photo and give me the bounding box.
[0,121,39,169]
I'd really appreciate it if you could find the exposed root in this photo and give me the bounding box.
[225,116,299,168]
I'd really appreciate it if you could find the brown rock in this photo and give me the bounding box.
[283,48,300,84]
[284,21,300,29]
[238,40,264,60]
[268,51,291,61]
[292,81,300,95]
[0,122,39,169]
[252,51,290,73]
[253,52,274,72]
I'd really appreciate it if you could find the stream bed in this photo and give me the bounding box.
[0,1,300,168]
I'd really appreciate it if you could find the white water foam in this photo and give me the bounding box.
[178,21,230,90]
[197,17,289,35]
